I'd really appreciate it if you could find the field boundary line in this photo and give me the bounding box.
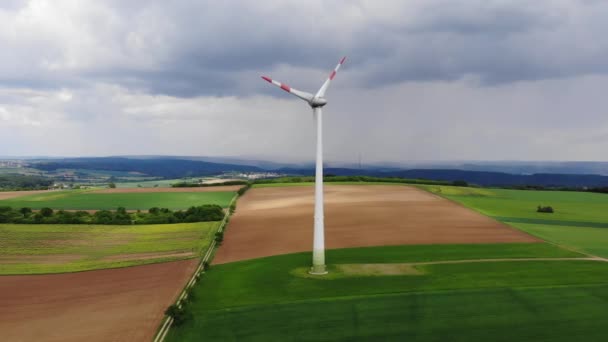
[410,256,608,265]
[153,193,239,342]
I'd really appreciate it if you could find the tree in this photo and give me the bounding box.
[19,207,32,216]
[452,180,469,187]
[108,182,116,188]
[40,207,54,217]
[165,304,189,326]
[537,205,554,213]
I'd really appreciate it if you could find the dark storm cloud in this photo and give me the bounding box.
[3,1,608,96]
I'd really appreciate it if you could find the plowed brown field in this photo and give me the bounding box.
[0,190,52,200]
[0,259,196,342]
[213,185,538,264]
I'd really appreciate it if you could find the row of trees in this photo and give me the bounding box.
[0,174,53,190]
[172,180,249,187]
[253,175,453,186]
[0,205,224,225]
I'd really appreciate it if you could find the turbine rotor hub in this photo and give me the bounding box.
[310,97,327,107]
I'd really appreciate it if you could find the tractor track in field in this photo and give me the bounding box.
[407,256,608,266]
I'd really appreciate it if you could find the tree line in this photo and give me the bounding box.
[0,205,224,225]
[253,175,454,186]
[172,180,249,187]
[0,174,53,191]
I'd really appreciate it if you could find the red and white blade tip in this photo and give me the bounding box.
[340,56,347,64]
[261,76,272,82]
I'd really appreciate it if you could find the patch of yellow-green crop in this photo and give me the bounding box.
[0,222,218,275]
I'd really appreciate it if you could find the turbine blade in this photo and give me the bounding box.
[261,76,313,102]
[315,56,346,98]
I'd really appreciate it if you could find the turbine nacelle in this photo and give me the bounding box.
[310,97,327,108]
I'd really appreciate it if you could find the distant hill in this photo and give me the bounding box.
[18,157,608,188]
[31,157,262,178]
[278,167,608,188]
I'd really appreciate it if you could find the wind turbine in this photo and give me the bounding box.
[262,57,346,275]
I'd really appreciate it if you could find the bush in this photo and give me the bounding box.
[452,180,469,187]
[40,207,54,217]
[165,304,189,326]
[237,184,251,196]
[19,207,32,216]
[215,231,224,244]
[0,204,224,225]
[537,205,554,213]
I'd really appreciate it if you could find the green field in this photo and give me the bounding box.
[420,185,608,223]
[0,222,218,274]
[513,223,608,259]
[420,185,608,258]
[166,243,608,341]
[0,190,235,210]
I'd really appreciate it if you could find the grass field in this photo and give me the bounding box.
[166,243,608,341]
[0,189,235,210]
[420,185,608,223]
[513,223,608,258]
[0,222,218,274]
[420,185,608,258]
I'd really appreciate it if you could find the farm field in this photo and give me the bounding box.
[166,243,608,341]
[0,189,53,200]
[0,189,235,210]
[0,222,218,274]
[420,185,608,258]
[0,259,197,342]
[214,185,537,264]
[420,185,608,224]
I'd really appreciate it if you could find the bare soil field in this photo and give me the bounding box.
[0,190,52,200]
[214,185,538,264]
[92,185,242,193]
[0,259,197,342]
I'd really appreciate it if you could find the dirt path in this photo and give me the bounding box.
[0,259,197,342]
[214,185,539,264]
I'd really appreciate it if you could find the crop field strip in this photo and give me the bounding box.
[0,222,219,274]
[420,185,608,258]
[0,259,198,342]
[0,189,235,210]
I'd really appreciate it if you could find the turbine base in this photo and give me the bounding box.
[309,264,328,275]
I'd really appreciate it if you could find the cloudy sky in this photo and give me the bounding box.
[1,0,608,163]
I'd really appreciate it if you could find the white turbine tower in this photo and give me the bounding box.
[262,57,346,275]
